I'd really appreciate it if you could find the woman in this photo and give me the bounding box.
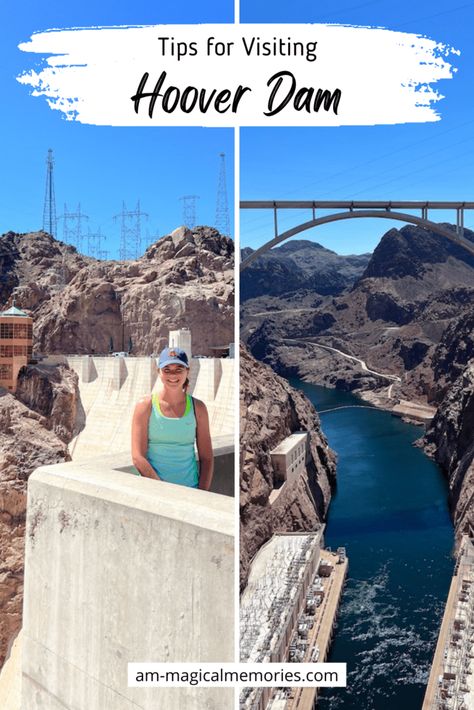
[131,347,213,490]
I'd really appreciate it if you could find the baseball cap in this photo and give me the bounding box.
[157,347,189,369]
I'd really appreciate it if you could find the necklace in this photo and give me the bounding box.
[159,396,186,418]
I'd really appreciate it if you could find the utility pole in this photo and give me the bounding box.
[179,195,200,229]
[86,227,106,258]
[114,201,148,260]
[215,152,230,236]
[61,203,89,253]
[42,148,57,238]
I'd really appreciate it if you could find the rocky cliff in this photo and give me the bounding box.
[0,226,233,355]
[242,224,474,404]
[240,345,336,590]
[424,363,474,540]
[0,365,78,667]
[241,240,370,300]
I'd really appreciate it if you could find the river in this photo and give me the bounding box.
[288,379,454,710]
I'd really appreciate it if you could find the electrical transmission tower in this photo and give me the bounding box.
[180,195,200,229]
[86,227,106,258]
[114,201,148,260]
[61,203,89,253]
[215,152,230,236]
[42,148,57,238]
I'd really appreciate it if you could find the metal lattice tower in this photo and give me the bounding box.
[180,195,199,230]
[86,227,106,258]
[61,203,89,253]
[215,152,230,236]
[42,148,57,238]
[114,201,148,260]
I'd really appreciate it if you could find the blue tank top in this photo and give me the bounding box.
[146,393,199,488]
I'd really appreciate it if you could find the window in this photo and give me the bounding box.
[0,364,13,379]
[13,345,28,356]
[0,323,14,339]
[13,323,32,339]
[0,345,13,357]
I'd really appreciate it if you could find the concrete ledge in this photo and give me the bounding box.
[22,461,234,710]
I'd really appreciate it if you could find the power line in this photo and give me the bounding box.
[179,195,199,229]
[60,203,89,253]
[114,200,148,260]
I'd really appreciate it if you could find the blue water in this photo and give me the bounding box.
[288,380,454,710]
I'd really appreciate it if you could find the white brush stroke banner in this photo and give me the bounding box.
[17,23,458,127]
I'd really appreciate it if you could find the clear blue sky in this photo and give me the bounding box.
[0,1,234,259]
[240,0,474,255]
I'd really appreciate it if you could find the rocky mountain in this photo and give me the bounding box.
[241,240,371,300]
[242,224,474,404]
[0,226,234,355]
[240,344,335,590]
[0,366,78,668]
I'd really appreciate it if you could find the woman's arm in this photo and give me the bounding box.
[194,399,214,491]
[131,396,161,480]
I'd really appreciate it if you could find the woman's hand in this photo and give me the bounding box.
[194,399,214,491]
[131,396,162,480]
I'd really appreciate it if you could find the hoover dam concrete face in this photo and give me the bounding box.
[43,355,235,462]
[21,455,234,710]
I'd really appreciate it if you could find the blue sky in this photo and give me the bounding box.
[240,0,474,254]
[0,1,234,259]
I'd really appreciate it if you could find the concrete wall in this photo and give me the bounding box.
[21,457,234,710]
[41,356,234,461]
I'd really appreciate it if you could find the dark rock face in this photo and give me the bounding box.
[361,224,474,280]
[424,364,474,539]
[431,312,474,401]
[240,344,336,590]
[365,292,414,324]
[241,240,371,301]
[0,365,75,669]
[16,364,79,443]
[0,226,234,356]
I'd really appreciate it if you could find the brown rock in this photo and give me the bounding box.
[0,226,234,356]
[240,345,335,591]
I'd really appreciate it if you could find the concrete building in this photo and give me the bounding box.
[0,305,33,392]
[240,532,347,710]
[270,434,309,483]
[169,328,192,361]
[423,535,474,710]
[269,433,309,506]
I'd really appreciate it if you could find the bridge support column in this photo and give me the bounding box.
[456,207,465,238]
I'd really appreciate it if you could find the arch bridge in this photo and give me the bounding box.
[240,201,474,270]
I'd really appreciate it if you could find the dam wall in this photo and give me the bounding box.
[42,355,234,461]
[21,455,234,710]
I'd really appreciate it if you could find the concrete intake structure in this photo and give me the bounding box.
[20,454,234,710]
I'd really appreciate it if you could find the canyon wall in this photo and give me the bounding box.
[240,345,335,589]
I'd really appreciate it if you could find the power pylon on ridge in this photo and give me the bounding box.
[180,195,200,230]
[87,227,106,258]
[61,203,89,253]
[114,201,148,260]
[215,152,230,236]
[42,148,57,238]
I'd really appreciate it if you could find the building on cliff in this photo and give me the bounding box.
[0,304,33,393]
